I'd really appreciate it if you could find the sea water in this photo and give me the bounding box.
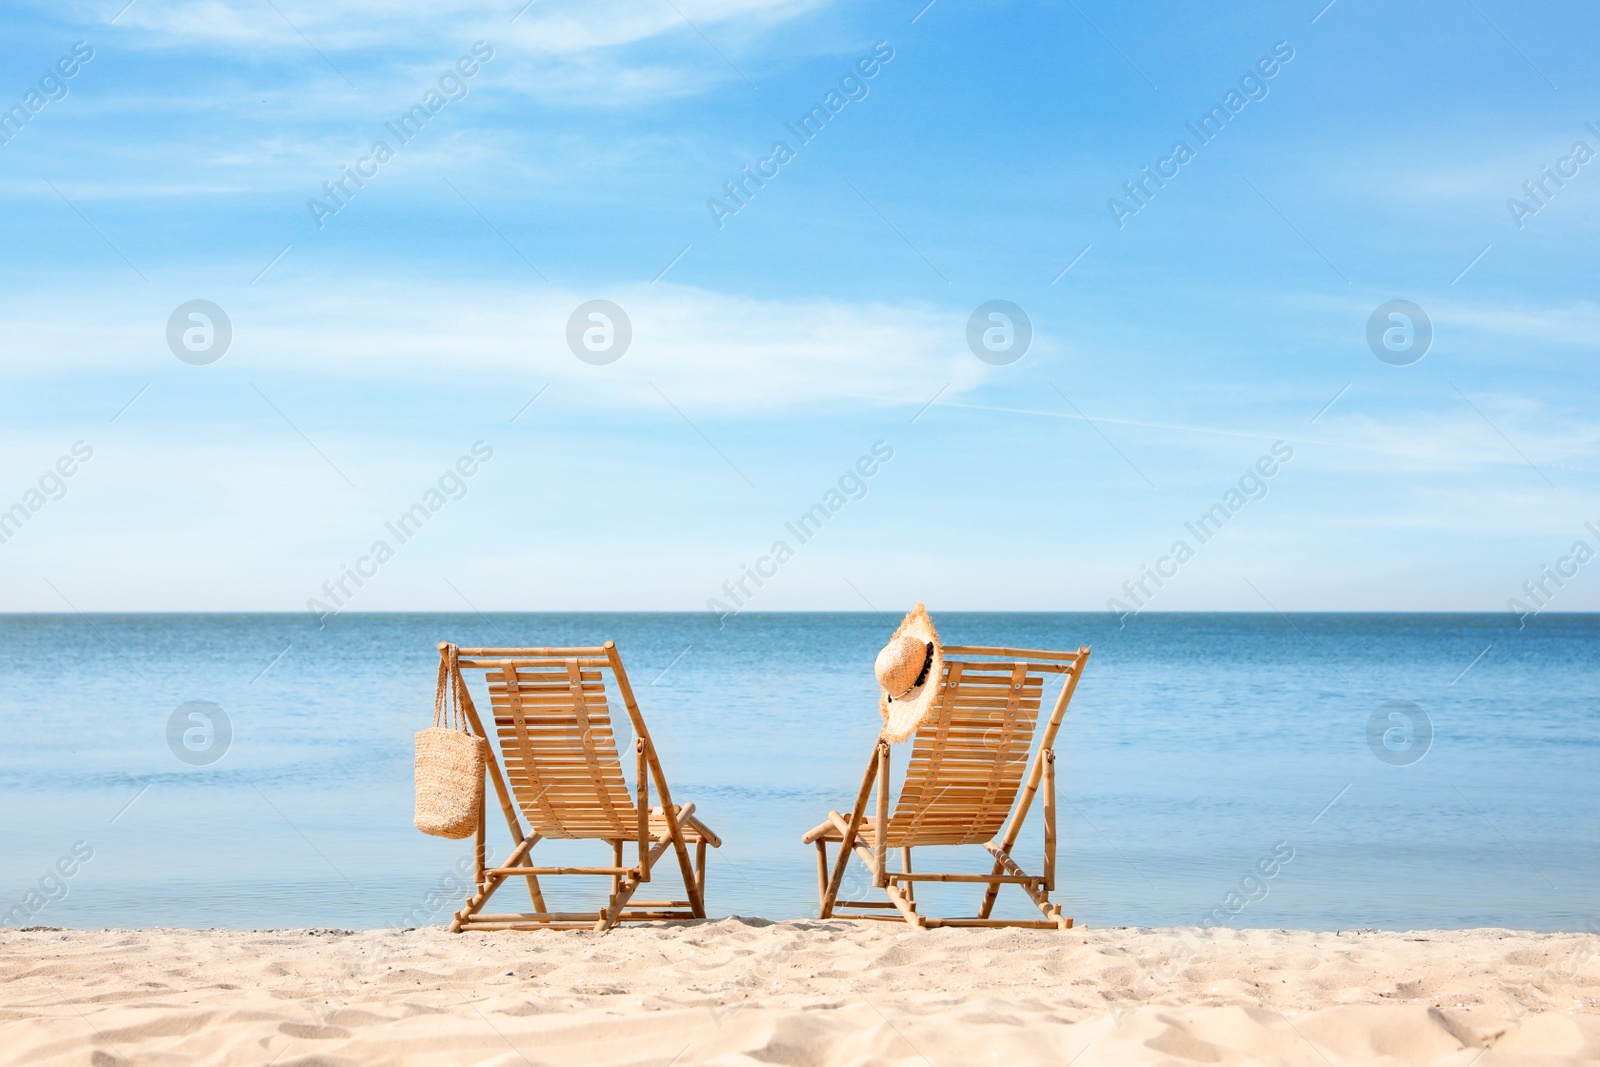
[0,612,1594,931]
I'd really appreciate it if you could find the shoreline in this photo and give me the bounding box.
[4,921,1597,1064]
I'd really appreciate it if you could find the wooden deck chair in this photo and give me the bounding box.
[441,641,721,933]
[802,644,1090,930]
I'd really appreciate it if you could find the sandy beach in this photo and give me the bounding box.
[3,921,1596,1065]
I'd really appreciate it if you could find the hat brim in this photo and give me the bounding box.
[878,603,945,744]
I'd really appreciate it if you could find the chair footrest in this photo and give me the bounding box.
[924,917,1073,929]
[888,872,1044,885]
[488,866,636,877]
[460,921,596,931]
[826,915,1071,930]
[460,909,699,928]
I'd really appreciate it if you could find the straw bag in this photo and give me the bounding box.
[414,644,488,839]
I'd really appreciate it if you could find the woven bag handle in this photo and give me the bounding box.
[432,645,452,729]
[449,645,474,736]
[434,643,475,734]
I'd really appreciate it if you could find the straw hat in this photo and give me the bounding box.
[876,603,945,743]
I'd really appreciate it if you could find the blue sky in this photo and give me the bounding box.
[1,0,1597,615]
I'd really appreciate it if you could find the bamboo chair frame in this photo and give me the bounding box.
[802,644,1090,930]
[442,641,720,933]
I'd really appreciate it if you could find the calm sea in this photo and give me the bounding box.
[0,612,1594,932]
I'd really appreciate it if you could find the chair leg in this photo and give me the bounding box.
[596,834,677,932]
[474,783,486,885]
[597,873,643,933]
[1043,750,1057,893]
[885,879,924,929]
[453,833,539,932]
[452,876,503,932]
[522,853,547,913]
[816,840,833,917]
[985,844,1071,930]
[825,745,883,908]
[669,820,702,916]
[826,811,924,931]
[978,854,1007,918]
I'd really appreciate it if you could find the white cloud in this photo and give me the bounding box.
[0,276,993,411]
[1440,299,1600,348]
[1278,289,1600,362]
[67,0,828,105]
[85,0,814,51]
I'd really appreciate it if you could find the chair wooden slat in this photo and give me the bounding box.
[484,658,636,840]
[887,660,1044,847]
